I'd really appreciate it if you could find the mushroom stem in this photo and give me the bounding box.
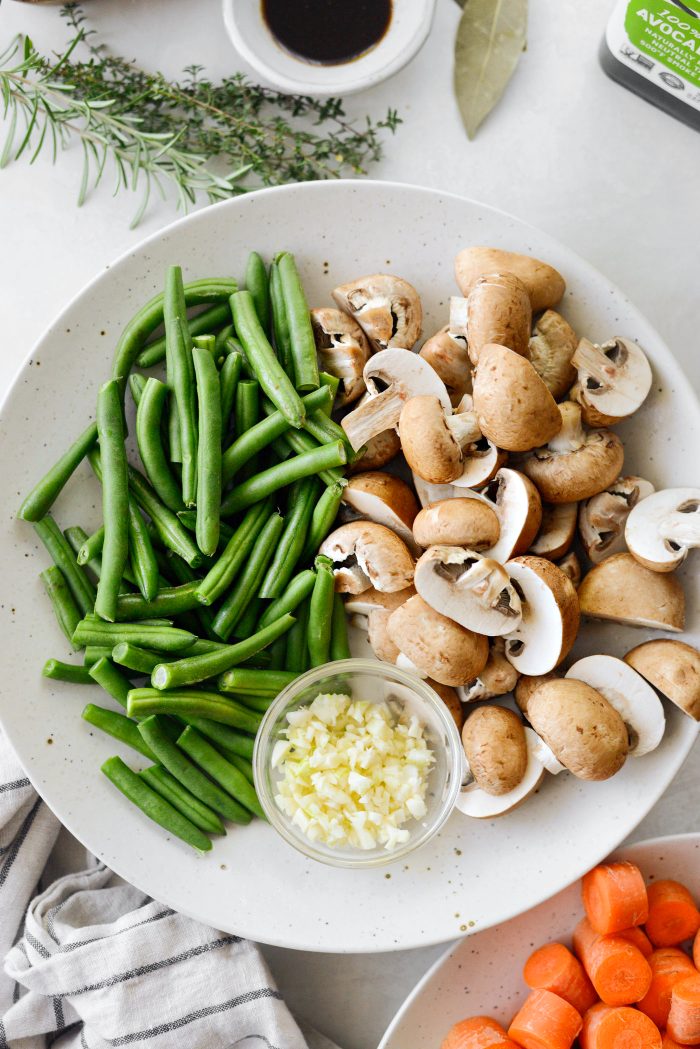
[546,402,586,454]
[445,409,482,448]
[342,387,406,450]
[572,337,625,390]
[660,504,700,546]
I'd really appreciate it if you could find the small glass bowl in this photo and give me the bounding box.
[253,659,464,869]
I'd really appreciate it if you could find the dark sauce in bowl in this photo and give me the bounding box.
[262,0,392,66]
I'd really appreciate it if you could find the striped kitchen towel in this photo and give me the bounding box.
[0,730,338,1049]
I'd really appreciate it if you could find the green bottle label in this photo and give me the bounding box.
[624,1,700,88]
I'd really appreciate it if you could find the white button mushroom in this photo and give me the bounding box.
[414,545,522,637]
[625,639,700,722]
[319,521,415,595]
[454,247,566,314]
[332,273,422,352]
[472,343,562,452]
[455,726,546,819]
[625,487,700,573]
[340,472,420,555]
[413,497,500,551]
[565,655,665,758]
[479,468,543,563]
[458,637,520,703]
[570,336,652,426]
[529,502,578,561]
[527,311,578,400]
[503,556,580,676]
[309,307,372,408]
[387,594,489,687]
[579,476,655,564]
[465,272,532,364]
[578,552,685,631]
[419,325,472,407]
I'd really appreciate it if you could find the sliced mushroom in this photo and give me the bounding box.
[455,247,566,313]
[570,337,652,425]
[427,679,464,732]
[398,394,482,485]
[579,476,655,563]
[578,552,685,631]
[625,639,700,721]
[527,311,578,400]
[526,678,629,781]
[466,272,532,364]
[348,427,401,473]
[556,551,582,588]
[458,637,520,703]
[419,326,472,407]
[455,727,545,818]
[462,706,529,796]
[472,343,562,452]
[503,556,580,675]
[565,655,665,757]
[411,471,462,509]
[341,472,420,555]
[319,521,415,595]
[529,503,578,560]
[413,497,500,551]
[341,348,451,451]
[625,487,700,573]
[332,273,422,352]
[415,546,522,636]
[344,586,415,664]
[519,401,624,503]
[309,307,372,408]
[480,468,543,563]
[387,594,489,687]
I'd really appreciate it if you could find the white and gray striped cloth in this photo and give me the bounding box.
[0,729,339,1049]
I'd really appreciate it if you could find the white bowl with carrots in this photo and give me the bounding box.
[380,833,700,1049]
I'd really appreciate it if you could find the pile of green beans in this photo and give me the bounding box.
[20,249,356,853]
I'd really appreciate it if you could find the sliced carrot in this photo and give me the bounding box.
[582,862,649,935]
[667,974,700,1045]
[441,1016,519,1049]
[616,925,654,958]
[578,1002,661,1049]
[507,989,581,1049]
[573,917,652,1006]
[662,1036,692,1049]
[523,943,598,1016]
[637,948,697,1028]
[646,881,700,949]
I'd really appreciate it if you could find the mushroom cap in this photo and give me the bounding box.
[366,609,401,664]
[455,727,545,818]
[579,476,655,563]
[399,395,463,484]
[413,497,500,550]
[458,637,521,703]
[455,247,566,313]
[348,428,401,473]
[387,594,489,686]
[529,502,578,560]
[571,337,653,423]
[526,679,629,781]
[514,672,561,716]
[625,487,700,572]
[481,468,543,562]
[427,679,464,731]
[578,552,685,631]
[466,272,532,364]
[332,273,422,351]
[556,551,582,588]
[415,545,523,637]
[504,556,580,676]
[319,521,415,595]
[624,639,700,721]
[462,706,529,796]
[472,344,562,452]
[565,654,665,757]
[341,472,420,554]
[309,307,372,408]
[528,310,578,400]
[419,327,472,407]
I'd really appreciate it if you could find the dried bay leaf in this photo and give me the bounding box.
[454,0,528,139]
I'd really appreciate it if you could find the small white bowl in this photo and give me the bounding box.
[222,0,437,97]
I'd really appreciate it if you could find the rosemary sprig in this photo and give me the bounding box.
[0,5,400,227]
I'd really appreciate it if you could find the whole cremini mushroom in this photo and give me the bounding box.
[455,247,566,313]
[625,487,700,573]
[398,395,483,485]
[419,326,472,407]
[503,556,580,676]
[472,343,562,452]
[529,502,578,561]
[570,336,652,426]
[319,521,415,595]
[579,476,655,563]
[412,497,500,551]
[527,311,578,400]
[458,637,520,703]
[309,307,372,408]
[332,273,422,352]
[625,639,700,721]
[464,272,532,364]
[462,706,529,796]
[519,401,624,503]
[341,472,420,554]
[387,594,489,687]
[414,546,522,636]
[578,552,685,631]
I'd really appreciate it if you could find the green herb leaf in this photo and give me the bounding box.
[454,0,528,140]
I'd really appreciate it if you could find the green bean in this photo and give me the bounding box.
[318,372,340,415]
[95,380,130,622]
[275,252,319,391]
[112,639,222,674]
[220,441,346,517]
[111,581,201,622]
[217,668,295,695]
[42,658,94,684]
[138,765,225,836]
[157,552,217,640]
[75,619,197,652]
[219,350,242,435]
[212,513,285,639]
[214,324,235,364]
[245,251,271,334]
[127,502,159,603]
[67,525,136,590]
[34,515,96,616]
[257,569,316,630]
[168,391,182,463]
[234,379,260,482]
[182,717,254,760]
[18,422,98,522]
[235,693,276,714]
[101,755,212,852]
[304,409,355,457]
[40,566,82,648]
[330,592,351,661]
[177,727,264,819]
[177,511,234,546]
[129,689,261,734]
[308,555,335,667]
[230,290,305,428]
[129,372,147,407]
[191,347,222,557]
[221,386,330,485]
[299,480,345,563]
[279,428,345,487]
[267,633,288,670]
[83,645,113,666]
[136,379,184,512]
[229,753,255,786]
[88,657,135,708]
[77,526,104,566]
[127,465,203,567]
[285,596,310,673]
[233,598,263,640]
[259,478,319,599]
[269,258,293,376]
[136,715,252,823]
[137,301,233,369]
[83,702,157,759]
[113,278,237,400]
[192,334,216,356]
[152,613,294,690]
[164,268,198,506]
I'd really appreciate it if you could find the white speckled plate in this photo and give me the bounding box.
[379,833,700,1047]
[0,182,698,953]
